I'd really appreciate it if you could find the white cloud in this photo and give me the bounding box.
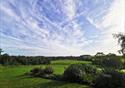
[101,0,124,33]
[63,0,76,20]
[92,0,125,54]
[0,2,20,21]
[1,0,124,56]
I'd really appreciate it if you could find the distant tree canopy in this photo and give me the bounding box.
[0,48,3,55]
[107,53,116,56]
[95,52,105,57]
[0,55,51,65]
[114,33,125,56]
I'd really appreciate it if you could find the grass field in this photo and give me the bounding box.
[0,60,90,88]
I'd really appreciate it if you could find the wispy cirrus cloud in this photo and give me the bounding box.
[0,0,124,56]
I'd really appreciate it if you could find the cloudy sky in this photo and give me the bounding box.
[0,0,125,56]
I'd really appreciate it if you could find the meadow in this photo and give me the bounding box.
[0,60,91,88]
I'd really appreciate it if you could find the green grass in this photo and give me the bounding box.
[1,60,124,88]
[51,60,92,74]
[121,69,125,73]
[0,60,90,88]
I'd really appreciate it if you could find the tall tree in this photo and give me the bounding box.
[0,49,3,55]
[114,33,125,56]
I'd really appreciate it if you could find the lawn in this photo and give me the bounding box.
[0,60,90,88]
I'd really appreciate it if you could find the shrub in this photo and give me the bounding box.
[29,66,53,77]
[102,57,123,69]
[92,56,124,70]
[92,71,125,88]
[44,66,54,74]
[30,67,45,77]
[63,64,98,84]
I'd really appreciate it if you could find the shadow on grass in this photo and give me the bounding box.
[16,74,89,88]
[16,75,74,88]
[15,73,35,79]
[34,80,70,88]
[34,80,89,88]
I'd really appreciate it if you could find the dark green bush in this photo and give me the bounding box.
[92,71,125,88]
[92,56,124,70]
[63,64,99,84]
[30,68,41,74]
[29,66,53,77]
[30,67,45,77]
[44,66,54,74]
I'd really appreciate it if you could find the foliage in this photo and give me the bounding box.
[0,48,3,55]
[0,53,17,65]
[29,66,54,78]
[63,64,99,84]
[92,56,124,70]
[114,33,125,69]
[0,55,51,65]
[95,52,105,57]
[30,67,45,77]
[114,33,125,56]
[79,55,92,61]
[92,70,125,88]
[44,66,54,74]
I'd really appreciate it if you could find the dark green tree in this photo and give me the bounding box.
[0,49,3,55]
[114,33,125,68]
[95,52,105,57]
[114,33,125,56]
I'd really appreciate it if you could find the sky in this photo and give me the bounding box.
[0,0,125,56]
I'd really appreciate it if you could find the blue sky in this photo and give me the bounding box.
[0,0,124,56]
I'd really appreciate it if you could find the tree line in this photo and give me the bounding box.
[0,54,50,65]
